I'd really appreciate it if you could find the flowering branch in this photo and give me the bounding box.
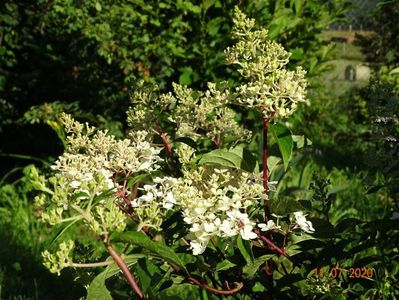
[106,244,144,299]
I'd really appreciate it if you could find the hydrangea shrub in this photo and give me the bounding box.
[31,7,312,299]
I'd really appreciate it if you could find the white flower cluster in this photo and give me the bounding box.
[258,211,315,234]
[291,211,315,233]
[130,177,179,230]
[225,7,307,119]
[173,167,265,255]
[133,177,178,210]
[52,114,161,197]
[258,219,281,232]
[125,166,265,255]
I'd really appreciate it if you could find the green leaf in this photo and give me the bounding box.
[292,135,312,148]
[267,155,282,176]
[389,67,399,75]
[202,0,216,12]
[136,258,163,294]
[199,147,257,172]
[216,259,236,271]
[269,123,293,171]
[95,2,102,12]
[243,255,274,279]
[111,231,188,273]
[270,197,305,215]
[179,67,193,85]
[87,273,112,300]
[290,48,304,60]
[199,149,240,169]
[334,218,362,233]
[87,254,144,300]
[126,173,149,189]
[237,236,253,264]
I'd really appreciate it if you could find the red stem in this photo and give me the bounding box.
[170,264,243,295]
[187,276,243,295]
[263,117,271,219]
[160,132,176,163]
[263,117,269,195]
[255,230,291,260]
[107,244,144,299]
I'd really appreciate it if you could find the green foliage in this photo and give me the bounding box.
[3,0,398,299]
[269,123,294,171]
[111,231,188,273]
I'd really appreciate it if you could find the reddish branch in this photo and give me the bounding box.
[255,230,291,260]
[107,244,144,299]
[116,190,131,206]
[170,264,243,296]
[263,117,269,196]
[263,117,272,219]
[160,132,177,163]
[187,276,243,295]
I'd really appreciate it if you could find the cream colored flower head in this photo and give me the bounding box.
[225,7,307,119]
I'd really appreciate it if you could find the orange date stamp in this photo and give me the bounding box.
[311,266,375,279]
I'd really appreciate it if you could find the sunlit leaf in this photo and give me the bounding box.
[269,123,293,171]
[111,231,188,273]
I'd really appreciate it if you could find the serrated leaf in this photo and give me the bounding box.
[269,123,293,171]
[199,149,238,168]
[243,255,274,279]
[111,231,188,273]
[216,259,236,271]
[199,147,257,172]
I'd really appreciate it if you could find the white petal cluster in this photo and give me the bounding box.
[258,219,281,232]
[291,211,315,234]
[132,177,178,210]
[173,167,265,255]
[130,177,178,230]
[52,114,161,197]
